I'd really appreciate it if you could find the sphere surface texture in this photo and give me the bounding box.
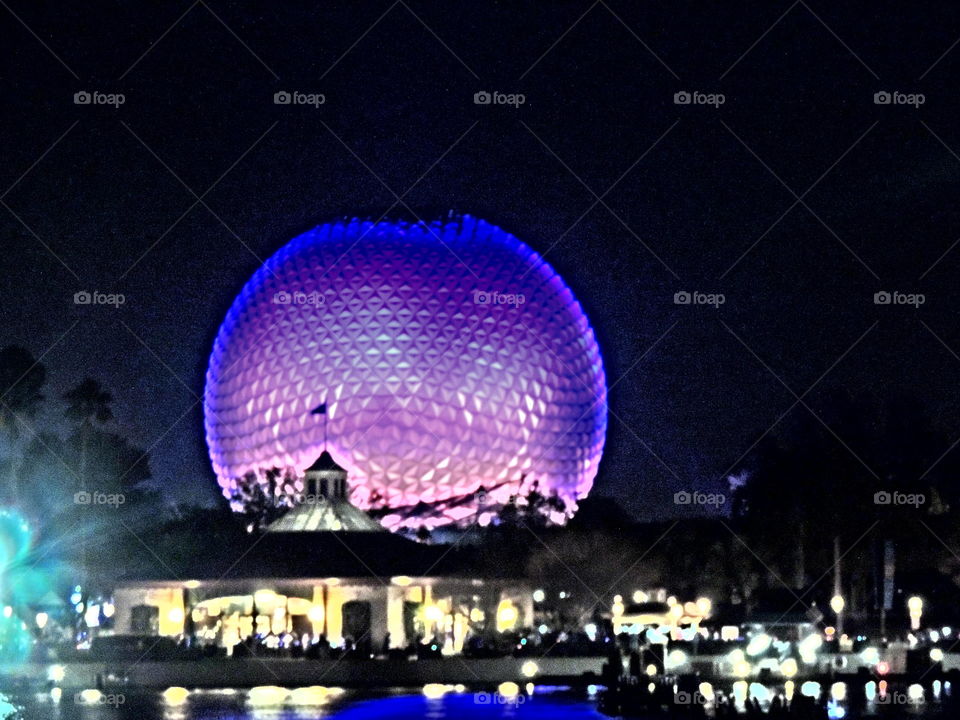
[205,216,606,528]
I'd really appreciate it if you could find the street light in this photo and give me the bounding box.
[830,595,845,636]
[908,596,923,631]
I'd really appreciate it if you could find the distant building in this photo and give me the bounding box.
[113,451,532,654]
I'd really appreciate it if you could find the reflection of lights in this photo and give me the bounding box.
[860,647,879,666]
[908,684,924,701]
[423,684,452,699]
[585,623,597,642]
[163,687,189,705]
[800,682,821,698]
[167,607,184,624]
[732,681,748,702]
[831,682,846,701]
[750,683,770,702]
[830,595,845,614]
[498,682,519,699]
[532,589,545,603]
[784,681,795,701]
[746,633,772,656]
[469,608,484,623]
[102,602,114,618]
[633,590,649,603]
[35,612,48,629]
[780,658,798,678]
[521,661,539,678]
[248,686,287,705]
[698,682,714,701]
[424,605,444,623]
[587,684,598,696]
[78,689,102,704]
[696,597,712,616]
[47,665,66,683]
[931,648,944,662]
[645,664,658,677]
[876,661,890,675]
[865,681,876,700]
[307,604,324,624]
[84,604,100,628]
[290,686,333,705]
[49,688,62,703]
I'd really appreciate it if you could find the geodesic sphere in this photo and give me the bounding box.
[204,216,606,528]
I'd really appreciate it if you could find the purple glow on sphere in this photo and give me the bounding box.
[204,216,606,528]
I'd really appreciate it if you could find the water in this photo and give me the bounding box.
[0,687,606,720]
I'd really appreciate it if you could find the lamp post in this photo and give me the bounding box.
[830,594,845,637]
[908,596,923,631]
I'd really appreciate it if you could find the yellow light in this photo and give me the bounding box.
[645,663,658,676]
[498,682,519,699]
[326,578,340,586]
[469,608,484,623]
[248,686,288,705]
[784,681,795,701]
[167,607,184,624]
[521,660,539,678]
[632,590,649,603]
[307,604,324,623]
[49,688,62,703]
[496,600,518,631]
[669,604,683,620]
[831,682,847,701]
[392,576,413,587]
[290,686,332,705]
[698,682,714,701]
[423,684,452,699]
[253,589,276,606]
[667,595,678,605]
[424,604,444,623]
[780,658,798,678]
[612,600,625,616]
[163,687,189,705]
[830,595,845,614]
[78,689,102,704]
[733,660,752,678]
[696,597,712,616]
[931,648,945,662]
[908,596,923,613]
[184,580,201,589]
[35,612,48,629]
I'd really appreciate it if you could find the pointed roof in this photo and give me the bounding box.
[305,450,346,473]
[267,497,387,533]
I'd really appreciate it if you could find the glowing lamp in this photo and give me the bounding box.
[521,660,539,678]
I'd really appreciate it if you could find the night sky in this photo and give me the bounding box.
[2,1,960,520]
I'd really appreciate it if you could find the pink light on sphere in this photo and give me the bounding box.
[204,215,607,529]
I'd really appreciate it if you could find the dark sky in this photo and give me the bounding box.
[2,1,960,520]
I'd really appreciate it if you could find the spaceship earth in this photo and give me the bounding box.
[204,215,607,528]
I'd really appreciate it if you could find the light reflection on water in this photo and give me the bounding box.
[0,686,606,720]
[0,681,953,719]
